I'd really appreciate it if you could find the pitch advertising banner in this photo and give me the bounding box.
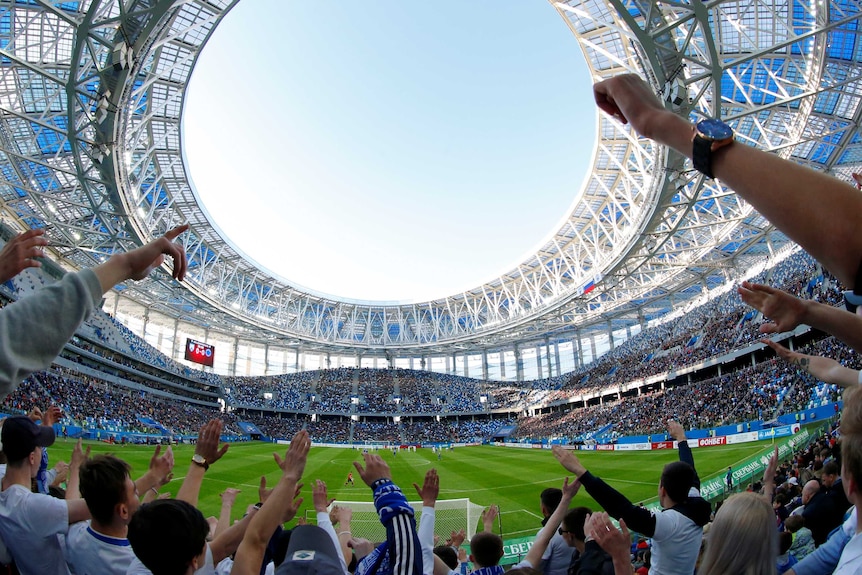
[698,436,727,447]
[616,442,651,451]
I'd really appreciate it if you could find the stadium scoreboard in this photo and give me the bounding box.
[185,338,215,367]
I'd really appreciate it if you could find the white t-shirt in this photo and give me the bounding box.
[538,529,576,575]
[215,557,274,575]
[126,543,214,575]
[66,522,135,575]
[0,483,71,575]
[649,508,703,575]
[834,529,862,575]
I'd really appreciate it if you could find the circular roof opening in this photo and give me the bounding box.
[184,0,594,303]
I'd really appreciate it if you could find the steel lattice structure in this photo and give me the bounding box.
[0,0,859,360]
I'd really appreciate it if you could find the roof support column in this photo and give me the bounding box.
[514,345,523,383]
[231,336,238,376]
[170,318,178,361]
[553,340,560,378]
[573,332,582,370]
[607,321,614,351]
[535,343,543,379]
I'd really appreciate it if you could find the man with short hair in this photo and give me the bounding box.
[66,453,152,575]
[559,507,615,575]
[0,415,90,575]
[552,420,710,575]
[128,499,210,575]
[801,479,837,546]
[822,460,852,527]
[537,488,576,575]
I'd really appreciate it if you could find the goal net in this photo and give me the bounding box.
[307,498,486,543]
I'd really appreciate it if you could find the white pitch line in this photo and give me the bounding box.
[442,475,653,494]
[508,509,543,520]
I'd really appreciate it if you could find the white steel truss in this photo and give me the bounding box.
[0,0,858,357]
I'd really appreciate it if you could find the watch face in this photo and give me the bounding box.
[696,118,734,140]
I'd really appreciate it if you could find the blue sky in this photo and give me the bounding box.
[184,0,595,303]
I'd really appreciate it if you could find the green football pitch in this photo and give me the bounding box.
[48,440,774,539]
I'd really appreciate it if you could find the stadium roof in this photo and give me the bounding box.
[0,0,858,357]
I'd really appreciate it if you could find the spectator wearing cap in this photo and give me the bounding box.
[0,415,90,575]
[275,524,345,574]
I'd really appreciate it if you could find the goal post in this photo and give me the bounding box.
[307,498,486,543]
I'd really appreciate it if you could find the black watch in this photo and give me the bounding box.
[692,118,734,179]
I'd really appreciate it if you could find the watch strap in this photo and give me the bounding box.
[692,133,715,179]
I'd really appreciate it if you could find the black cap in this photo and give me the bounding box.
[275,525,343,575]
[0,416,55,462]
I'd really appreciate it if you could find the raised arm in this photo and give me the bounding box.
[176,419,229,507]
[354,453,423,575]
[313,480,346,570]
[135,444,174,497]
[414,468,440,575]
[65,438,89,501]
[552,445,657,536]
[762,446,779,503]
[594,74,862,290]
[0,224,189,398]
[667,420,699,488]
[739,283,862,354]
[764,339,860,387]
[480,504,499,533]
[92,224,188,293]
[587,513,634,575]
[523,477,579,569]
[0,228,48,282]
[232,429,309,575]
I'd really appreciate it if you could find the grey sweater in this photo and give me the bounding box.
[0,269,101,399]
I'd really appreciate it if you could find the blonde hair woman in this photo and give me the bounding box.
[699,492,778,575]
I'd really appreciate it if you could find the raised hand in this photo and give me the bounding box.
[413,468,439,507]
[313,480,336,513]
[220,487,241,507]
[0,228,48,282]
[353,453,391,486]
[70,438,90,469]
[588,512,632,563]
[42,405,62,427]
[449,529,466,548]
[762,339,801,363]
[258,476,273,504]
[667,420,686,442]
[552,444,587,477]
[149,444,174,483]
[276,429,311,481]
[593,74,672,138]
[562,475,581,499]
[481,504,499,532]
[194,419,229,468]
[738,282,807,334]
[124,224,189,282]
[94,224,190,292]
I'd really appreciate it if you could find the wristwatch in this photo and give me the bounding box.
[692,118,734,179]
[191,453,208,470]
